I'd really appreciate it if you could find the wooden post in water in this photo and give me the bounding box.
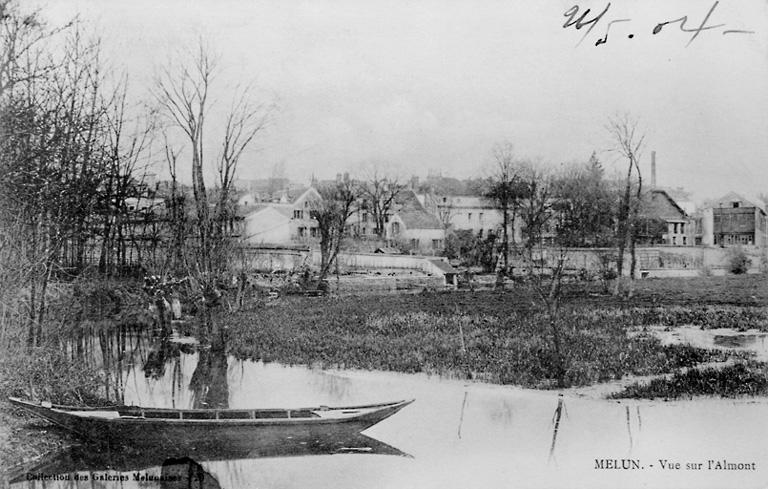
[457,390,469,439]
[548,394,566,465]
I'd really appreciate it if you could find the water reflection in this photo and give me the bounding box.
[189,345,229,409]
[15,326,768,489]
[161,457,222,489]
[653,325,768,361]
[8,429,409,488]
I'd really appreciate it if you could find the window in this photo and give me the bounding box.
[298,227,306,237]
[432,239,442,249]
[479,213,484,223]
[411,238,419,248]
[683,236,687,245]
[293,210,303,219]
[732,202,740,208]
[310,227,317,238]
[363,212,369,223]
[478,229,483,238]
[468,213,472,222]
[392,222,400,235]
[304,201,309,208]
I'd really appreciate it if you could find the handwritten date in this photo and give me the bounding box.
[563,1,754,47]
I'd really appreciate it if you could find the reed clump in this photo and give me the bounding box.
[610,362,768,399]
[224,295,742,389]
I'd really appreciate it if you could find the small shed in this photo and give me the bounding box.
[374,247,402,255]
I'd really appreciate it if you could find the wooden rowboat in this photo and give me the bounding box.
[8,397,413,448]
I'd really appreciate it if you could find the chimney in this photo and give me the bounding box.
[651,151,657,189]
[410,175,419,190]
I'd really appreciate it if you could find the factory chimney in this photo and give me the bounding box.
[651,151,657,189]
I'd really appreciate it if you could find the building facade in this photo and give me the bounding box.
[241,187,322,245]
[696,192,767,247]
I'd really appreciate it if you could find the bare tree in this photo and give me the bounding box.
[357,164,406,238]
[154,40,215,274]
[312,180,358,281]
[0,0,73,98]
[486,143,527,278]
[163,136,188,272]
[154,39,272,279]
[606,113,645,296]
[213,88,270,246]
[0,20,128,346]
[98,76,155,275]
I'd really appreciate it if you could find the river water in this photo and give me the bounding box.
[9,332,768,489]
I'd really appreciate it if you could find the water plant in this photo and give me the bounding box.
[610,362,768,399]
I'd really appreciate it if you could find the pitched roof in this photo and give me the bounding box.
[243,203,293,219]
[428,258,459,274]
[712,191,766,213]
[374,247,402,254]
[397,209,443,230]
[437,195,495,209]
[639,189,687,221]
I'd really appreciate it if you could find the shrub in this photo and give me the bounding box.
[727,246,751,275]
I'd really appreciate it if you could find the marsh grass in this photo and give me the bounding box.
[224,295,742,388]
[610,362,768,399]
[0,346,106,405]
[579,306,768,331]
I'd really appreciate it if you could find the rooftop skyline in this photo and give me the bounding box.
[38,0,768,202]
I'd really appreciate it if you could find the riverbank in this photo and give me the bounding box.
[0,400,73,471]
[1,274,766,471]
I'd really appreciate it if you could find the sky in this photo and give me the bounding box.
[35,0,768,202]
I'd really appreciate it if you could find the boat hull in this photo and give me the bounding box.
[8,397,413,448]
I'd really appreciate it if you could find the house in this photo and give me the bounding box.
[242,205,293,244]
[636,189,694,246]
[241,187,322,245]
[696,192,767,247]
[424,193,525,242]
[386,190,446,252]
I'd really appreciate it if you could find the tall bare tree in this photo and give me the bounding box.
[486,143,528,278]
[213,88,270,245]
[606,114,645,295]
[154,41,215,274]
[154,39,271,278]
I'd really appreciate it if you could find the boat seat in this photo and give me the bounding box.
[114,407,322,420]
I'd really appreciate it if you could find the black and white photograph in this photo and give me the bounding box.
[1,0,767,488]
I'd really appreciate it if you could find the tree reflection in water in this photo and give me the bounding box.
[161,457,222,489]
[189,320,229,409]
[65,315,230,411]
